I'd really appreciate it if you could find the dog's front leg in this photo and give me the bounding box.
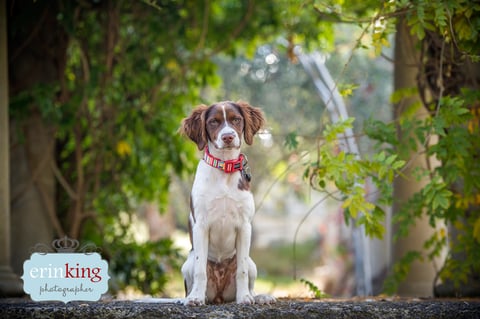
[184,223,209,306]
[235,222,255,304]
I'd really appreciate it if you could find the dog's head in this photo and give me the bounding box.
[180,101,265,151]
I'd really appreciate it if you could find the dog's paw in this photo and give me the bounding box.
[254,294,276,305]
[184,295,205,306]
[236,293,255,305]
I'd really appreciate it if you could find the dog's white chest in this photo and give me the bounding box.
[193,162,254,222]
[191,161,255,261]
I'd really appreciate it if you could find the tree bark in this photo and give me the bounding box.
[391,18,444,296]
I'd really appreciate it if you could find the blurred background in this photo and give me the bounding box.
[1,0,479,299]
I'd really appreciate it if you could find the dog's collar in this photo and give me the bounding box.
[203,146,247,175]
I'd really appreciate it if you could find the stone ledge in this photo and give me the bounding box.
[1,298,480,319]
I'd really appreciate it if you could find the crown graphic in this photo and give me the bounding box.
[51,236,80,253]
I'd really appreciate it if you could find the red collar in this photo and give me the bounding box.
[203,147,246,173]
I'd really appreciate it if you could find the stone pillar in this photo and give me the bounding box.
[0,0,24,297]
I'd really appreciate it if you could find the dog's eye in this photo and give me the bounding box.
[232,118,242,125]
[208,119,219,126]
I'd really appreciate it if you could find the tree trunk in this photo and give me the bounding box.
[9,116,58,274]
[391,18,444,296]
[8,0,67,275]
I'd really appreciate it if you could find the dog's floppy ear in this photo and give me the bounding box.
[235,100,265,145]
[179,104,209,150]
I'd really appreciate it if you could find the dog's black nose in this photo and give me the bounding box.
[222,133,235,144]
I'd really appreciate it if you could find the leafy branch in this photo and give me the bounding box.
[300,278,330,299]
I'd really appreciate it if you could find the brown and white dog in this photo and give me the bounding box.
[179,101,275,306]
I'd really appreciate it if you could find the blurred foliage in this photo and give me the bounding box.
[109,239,182,295]
[303,118,405,239]
[295,0,480,295]
[311,0,480,294]
[379,91,480,294]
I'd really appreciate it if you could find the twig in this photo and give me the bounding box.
[211,0,254,56]
[50,161,78,200]
[9,5,50,63]
[292,190,340,280]
[195,0,210,52]
[313,4,413,24]
[35,178,66,237]
[423,35,446,180]
[255,151,310,212]
[70,124,85,239]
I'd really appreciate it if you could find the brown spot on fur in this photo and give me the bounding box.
[238,175,250,191]
[207,255,237,304]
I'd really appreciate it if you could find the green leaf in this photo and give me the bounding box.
[392,160,406,170]
[390,87,418,104]
[285,131,299,150]
[300,278,330,299]
[473,218,480,243]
